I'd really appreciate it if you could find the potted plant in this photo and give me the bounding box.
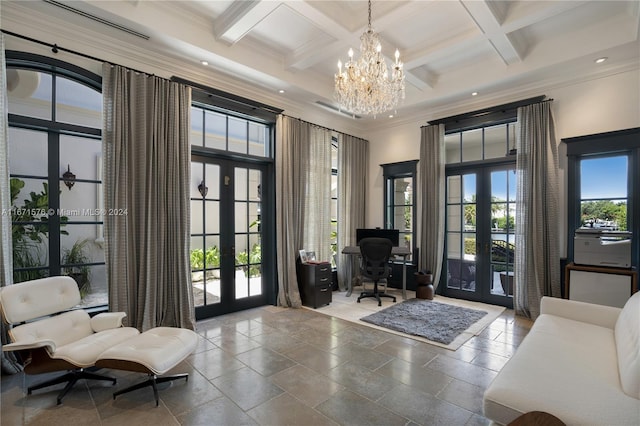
[62,239,92,297]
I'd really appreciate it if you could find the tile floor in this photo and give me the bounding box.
[0,293,532,426]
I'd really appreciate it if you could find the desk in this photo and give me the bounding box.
[342,245,411,300]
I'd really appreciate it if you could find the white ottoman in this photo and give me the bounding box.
[96,327,198,406]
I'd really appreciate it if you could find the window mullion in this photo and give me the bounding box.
[48,132,61,276]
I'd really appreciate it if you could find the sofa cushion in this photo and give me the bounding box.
[615,291,640,399]
[484,314,639,425]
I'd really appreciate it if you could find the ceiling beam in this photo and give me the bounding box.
[213,0,280,45]
[461,0,523,65]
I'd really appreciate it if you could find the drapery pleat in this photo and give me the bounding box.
[418,124,446,288]
[0,34,22,375]
[102,63,195,331]
[275,116,332,307]
[514,101,561,319]
[337,134,368,291]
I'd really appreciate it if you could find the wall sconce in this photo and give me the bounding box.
[62,164,76,190]
[197,180,208,198]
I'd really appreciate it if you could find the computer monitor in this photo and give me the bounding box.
[356,228,400,247]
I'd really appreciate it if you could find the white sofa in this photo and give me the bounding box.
[483,292,640,425]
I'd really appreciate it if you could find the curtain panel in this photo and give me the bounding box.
[102,64,195,331]
[0,33,22,375]
[275,116,332,307]
[514,101,561,319]
[336,134,368,291]
[275,116,306,307]
[304,126,332,263]
[418,124,446,288]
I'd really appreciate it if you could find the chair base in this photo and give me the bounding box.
[28,368,116,405]
[113,373,189,407]
[357,280,396,307]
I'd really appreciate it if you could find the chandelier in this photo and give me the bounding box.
[334,0,405,117]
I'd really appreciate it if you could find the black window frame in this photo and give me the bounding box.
[564,127,640,269]
[6,51,104,290]
[382,160,418,263]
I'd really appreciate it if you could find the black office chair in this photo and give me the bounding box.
[357,237,397,306]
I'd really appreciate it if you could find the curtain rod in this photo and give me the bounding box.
[1,29,152,76]
[424,96,553,128]
[282,114,366,142]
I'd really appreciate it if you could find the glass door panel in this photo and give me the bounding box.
[446,174,477,292]
[444,166,514,307]
[234,167,263,301]
[192,157,268,319]
[191,162,222,308]
[490,170,516,297]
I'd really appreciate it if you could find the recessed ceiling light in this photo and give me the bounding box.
[471,92,478,96]
[595,57,607,64]
[278,89,285,94]
[201,60,209,66]
[388,114,394,118]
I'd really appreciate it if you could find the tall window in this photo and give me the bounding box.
[330,139,338,267]
[383,160,417,261]
[579,155,628,230]
[565,128,639,268]
[444,121,517,304]
[7,55,105,308]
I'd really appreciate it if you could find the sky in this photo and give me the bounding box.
[459,156,628,203]
[581,156,627,200]
[461,170,516,202]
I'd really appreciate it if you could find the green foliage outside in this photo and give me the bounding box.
[494,215,515,230]
[62,238,92,297]
[464,237,476,255]
[404,193,412,231]
[190,246,220,270]
[236,243,261,277]
[10,178,68,283]
[581,200,627,231]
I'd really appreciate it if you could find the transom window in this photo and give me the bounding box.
[445,122,516,164]
[190,105,269,157]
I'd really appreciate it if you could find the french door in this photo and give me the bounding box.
[444,163,516,307]
[190,155,273,319]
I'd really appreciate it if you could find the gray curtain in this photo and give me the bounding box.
[275,116,332,307]
[0,33,22,375]
[336,134,368,291]
[418,124,446,288]
[102,63,195,331]
[514,101,561,319]
[304,126,332,263]
[275,116,305,307]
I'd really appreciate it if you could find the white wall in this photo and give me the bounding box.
[364,69,640,258]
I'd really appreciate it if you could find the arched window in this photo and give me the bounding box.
[6,52,106,308]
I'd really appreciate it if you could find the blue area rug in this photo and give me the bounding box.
[360,298,488,344]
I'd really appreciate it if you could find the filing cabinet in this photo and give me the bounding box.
[296,262,332,308]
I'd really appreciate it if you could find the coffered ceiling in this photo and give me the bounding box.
[2,1,639,124]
